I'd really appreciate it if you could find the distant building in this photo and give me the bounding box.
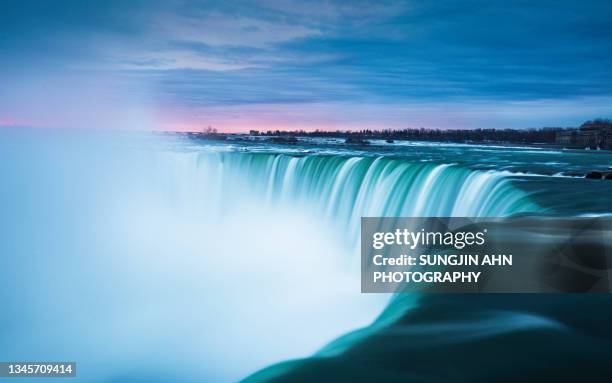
[580,120,612,149]
[556,119,612,150]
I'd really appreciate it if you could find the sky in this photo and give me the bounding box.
[1,0,612,132]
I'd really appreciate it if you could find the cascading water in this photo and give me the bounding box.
[190,151,539,242]
[0,133,540,383]
[194,151,538,216]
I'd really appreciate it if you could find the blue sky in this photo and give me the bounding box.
[1,0,611,131]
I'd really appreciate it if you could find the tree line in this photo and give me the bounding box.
[249,127,572,144]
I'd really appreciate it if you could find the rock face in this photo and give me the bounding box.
[345,136,370,145]
[586,171,603,179]
[271,136,298,144]
[187,132,227,141]
[585,171,612,180]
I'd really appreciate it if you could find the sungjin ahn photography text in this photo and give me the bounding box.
[1,1,611,382]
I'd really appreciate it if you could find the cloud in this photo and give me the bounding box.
[1,0,612,130]
[159,96,612,132]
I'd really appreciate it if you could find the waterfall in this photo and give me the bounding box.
[187,151,538,234]
[0,134,541,383]
[199,152,536,213]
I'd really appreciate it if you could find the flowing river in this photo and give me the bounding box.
[1,131,611,382]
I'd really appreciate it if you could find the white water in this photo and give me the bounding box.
[0,133,538,382]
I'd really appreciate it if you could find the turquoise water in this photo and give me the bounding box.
[0,131,610,382]
[183,136,612,215]
[193,135,612,176]
[190,151,539,245]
